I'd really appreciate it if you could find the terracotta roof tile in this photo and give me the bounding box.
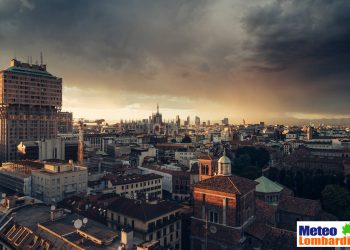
[278,195,321,217]
[194,175,257,195]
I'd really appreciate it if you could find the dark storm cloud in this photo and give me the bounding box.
[0,0,203,72]
[242,0,350,79]
[0,0,350,121]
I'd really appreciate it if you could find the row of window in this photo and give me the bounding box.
[120,179,161,190]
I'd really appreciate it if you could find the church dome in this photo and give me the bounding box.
[217,149,232,176]
[218,155,231,165]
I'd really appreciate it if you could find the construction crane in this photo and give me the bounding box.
[78,121,86,165]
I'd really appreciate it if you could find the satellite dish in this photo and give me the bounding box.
[74,219,83,229]
[2,193,6,198]
[210,225,217,234]
[83,218,88,224]
[0,199,5,205]
[51,205,56,211]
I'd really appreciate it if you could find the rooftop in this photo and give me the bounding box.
[103,173,162,186]
[4,66,56,79]
[278,195,321,217]
[255,176,283,193]
[40,213,118,245]
[194,175,258,195]
[107,197,182,222]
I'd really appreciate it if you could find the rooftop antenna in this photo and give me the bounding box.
[30,56,32,65]
[40,52,43,66]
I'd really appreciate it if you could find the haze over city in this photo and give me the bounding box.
[2,1,350,249]
[1,0,350,123]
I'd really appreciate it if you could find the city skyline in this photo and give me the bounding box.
[1,0,350,123]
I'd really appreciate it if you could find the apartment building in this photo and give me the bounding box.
[31,162,87,203]
[107,197,183,249]
[103,173,163,199]
[0,161,36,195]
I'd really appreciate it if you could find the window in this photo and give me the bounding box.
[157,231,161,239]
[209,210,218,223]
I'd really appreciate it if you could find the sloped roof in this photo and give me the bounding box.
[194,175,257,195]
[278,195,321,217]
[255,176,283,193]
[107,198,182,222]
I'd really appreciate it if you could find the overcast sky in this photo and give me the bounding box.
[1,0,349,123]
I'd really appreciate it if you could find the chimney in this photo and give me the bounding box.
[121,228,134,250]
[50,208,64,221]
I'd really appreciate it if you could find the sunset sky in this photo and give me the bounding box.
[0,0,349,124]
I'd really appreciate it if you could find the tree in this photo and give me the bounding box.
[322,185,350,220]
[181,135,192,143]
[235,146,270,169]
[268,167,279,182]
[295,171,304,196]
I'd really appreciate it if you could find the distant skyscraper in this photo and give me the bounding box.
[195,116,200,126]
[307,126,313,141]
[186,116,190,126]
[222,117,229,125]
[0,59,62,161]
[176,115,180,127]
[207,120,210,126]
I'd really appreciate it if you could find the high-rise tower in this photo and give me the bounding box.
[0,59,62,161]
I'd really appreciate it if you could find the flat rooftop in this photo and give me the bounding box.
[103,173,162,186]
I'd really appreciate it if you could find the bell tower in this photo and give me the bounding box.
[198,155,218,181]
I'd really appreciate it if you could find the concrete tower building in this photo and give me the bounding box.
[0,59,62,161]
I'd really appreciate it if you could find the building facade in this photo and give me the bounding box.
[191,153,257,250]
[107,198,183,249]
[103,173,163,200]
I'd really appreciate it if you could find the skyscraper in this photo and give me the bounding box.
[195,116,200,126]
[0,59,62,161]
[175,115,180,127]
